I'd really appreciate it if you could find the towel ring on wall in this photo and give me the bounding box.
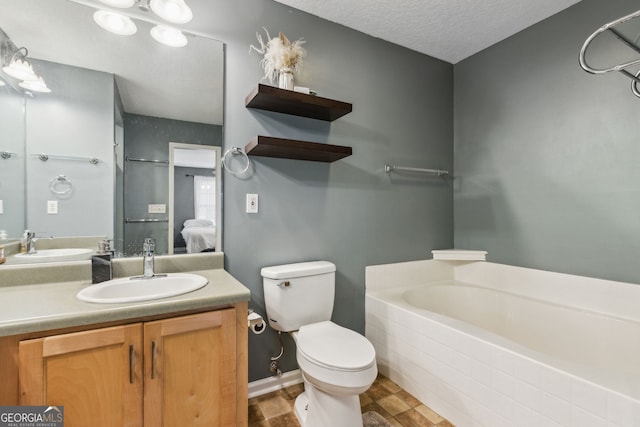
[222,147,250,176]
[49,174,73,196]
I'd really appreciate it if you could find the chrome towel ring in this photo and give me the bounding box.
[49,174,73,196]
[222,147,250,176]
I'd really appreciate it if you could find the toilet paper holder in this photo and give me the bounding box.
[248,310,266,334]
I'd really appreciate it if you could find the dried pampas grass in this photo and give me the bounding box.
[250,28,306,83]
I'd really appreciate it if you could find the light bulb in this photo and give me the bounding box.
[2,58,38,81]
[99,0,135,7]
[150,0,193,24]
[150,25,188,47]
[19,77,51,93]
[93,10,137,35]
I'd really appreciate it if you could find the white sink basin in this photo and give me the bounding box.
[77,273,208,304]
[13,248,94,264]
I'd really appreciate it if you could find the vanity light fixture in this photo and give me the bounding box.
[150,25,187,47]
[135,0,151,12]
[149,0,193,24]
[89,0,193,47]
[99,0,135,8]
[1,34,50,93]
[2,47,38,81]
[93,10,138,36]
[18,76,51,93]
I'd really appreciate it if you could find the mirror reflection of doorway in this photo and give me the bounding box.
[122,117,222,257]
[169,143,221,255]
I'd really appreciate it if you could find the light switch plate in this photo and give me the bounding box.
[47,200,58,215]
[0,200,3,214]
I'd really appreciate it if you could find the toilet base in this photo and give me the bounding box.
[294,386,363,427]
[294,391,309,425]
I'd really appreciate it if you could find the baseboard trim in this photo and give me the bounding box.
[248,369,303,399]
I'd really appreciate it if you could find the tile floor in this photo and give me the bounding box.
[248,374,456,427]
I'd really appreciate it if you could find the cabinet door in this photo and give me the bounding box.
[143,309,236,427]
[19,323,143,427]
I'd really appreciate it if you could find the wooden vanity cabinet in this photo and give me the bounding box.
[19,323,143,426]
[143,310,237,427]
[17,308,242,427]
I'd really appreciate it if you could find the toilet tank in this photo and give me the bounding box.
[261,261,336,332]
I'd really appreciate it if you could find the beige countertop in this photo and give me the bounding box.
[0,253,250,337]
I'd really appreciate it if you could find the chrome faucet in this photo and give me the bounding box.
[143,237,155,278]
[129,238,165,281]
[25,231,37,254]
[25,231,52,254]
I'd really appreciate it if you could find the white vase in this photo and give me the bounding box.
[278,68,294,90]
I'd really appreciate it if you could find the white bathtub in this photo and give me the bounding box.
[365,259,640,427]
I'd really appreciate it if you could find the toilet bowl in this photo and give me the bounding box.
[292,321,377,427]
[261,261,377,427]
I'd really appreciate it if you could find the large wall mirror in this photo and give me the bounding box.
[0,0,224,259]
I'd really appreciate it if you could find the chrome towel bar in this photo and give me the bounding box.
[125,218,168,223]
[1,151,17,159]
[125,156,169,165]
[33,153,99,164]
[384,164,448,176]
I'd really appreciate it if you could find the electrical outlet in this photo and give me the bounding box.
[47,200,58,215]
[246,193,258,213]
[0,200,3,214]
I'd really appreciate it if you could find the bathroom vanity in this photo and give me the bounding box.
[0,252,250,427]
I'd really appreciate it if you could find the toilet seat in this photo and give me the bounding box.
[294,321,377,394]
[296,321,376,371]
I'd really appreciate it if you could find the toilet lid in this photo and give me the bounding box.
[296,321,376,371]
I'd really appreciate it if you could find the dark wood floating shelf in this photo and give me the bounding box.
[245,84,353,121]
[245,136,352,163]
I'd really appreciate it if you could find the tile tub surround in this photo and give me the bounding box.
[365,259,640,427]
[248,374,456,426]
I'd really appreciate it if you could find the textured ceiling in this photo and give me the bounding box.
[272,0,584,63]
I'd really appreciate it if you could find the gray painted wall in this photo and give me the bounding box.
[454,0,640,284]
[205,0,454,381]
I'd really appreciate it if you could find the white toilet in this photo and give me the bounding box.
[262,261,377,427]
